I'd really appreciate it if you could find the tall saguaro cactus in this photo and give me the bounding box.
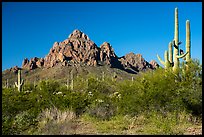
[173,7,180,73]
[15,69,24,92]
[172,7,188,74]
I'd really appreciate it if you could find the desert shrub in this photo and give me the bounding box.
[72,76,88,92]
[87,96,116,120]
[64,91,90,116]
[37,80,60,94]
[2,89,40,135]
[87,77,112,94]
[85,76,118,120]
[11,109,38,135]
[23,82,35,91]
[178,59,202,116]
[116,59,202,117]
[116,80,144,116]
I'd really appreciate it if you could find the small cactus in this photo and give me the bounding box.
[15,69,24,92]
[65,78,69,90]
[131,77,134,85]
[102,71,105,81]
[5,79,9,88]
[131,77,134,82]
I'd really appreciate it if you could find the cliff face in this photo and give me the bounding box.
[21,29,158,73]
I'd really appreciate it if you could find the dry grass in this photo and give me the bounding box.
[35,107,77,135]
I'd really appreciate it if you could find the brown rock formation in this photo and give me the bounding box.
[119,52,150,72]
[43,29,99,68]
[22,57,44,70]
[99,42,117,66]
[20,29,159,73]
[10,66,20,73]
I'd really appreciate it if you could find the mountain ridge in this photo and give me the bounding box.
[19,29,159,73]
[4,29,159,78]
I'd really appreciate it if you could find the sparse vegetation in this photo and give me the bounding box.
[2,59,202,135]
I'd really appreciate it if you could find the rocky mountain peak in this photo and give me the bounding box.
[100,42,114,53]
[68,29,90,40]
[99,42,117,66]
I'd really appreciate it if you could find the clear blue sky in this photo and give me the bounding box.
[2,2,202,71]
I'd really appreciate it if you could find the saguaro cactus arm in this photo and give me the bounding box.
[21,79,24,85]
[157,54,165,66]
[15,82,18,87]
[176,52,188,59]
[168,42,173,64]
[15,80,24,86]
[157,50,171,69]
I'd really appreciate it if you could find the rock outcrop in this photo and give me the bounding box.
[119,52,151,72]
[99,42,117,65]
[22,57,44,70]
[9,66,20,73]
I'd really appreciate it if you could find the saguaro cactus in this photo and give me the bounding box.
[172,7,188,74]
[186,20,191,62]
[15,69,24,92]
[157,50,171,69]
